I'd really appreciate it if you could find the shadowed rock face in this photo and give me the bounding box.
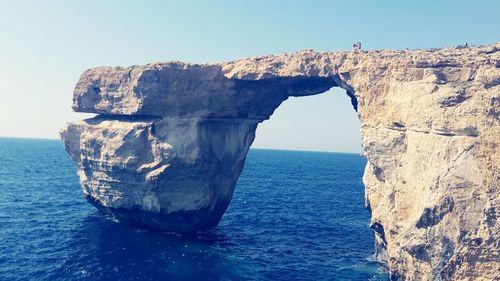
[61,44,499,280]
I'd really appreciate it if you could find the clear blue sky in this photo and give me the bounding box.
[0,1,498,152]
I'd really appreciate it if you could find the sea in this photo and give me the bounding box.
[0,137,388,281]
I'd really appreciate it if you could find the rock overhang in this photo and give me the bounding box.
[72,63,349,119]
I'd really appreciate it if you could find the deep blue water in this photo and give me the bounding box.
[0,137,387,280]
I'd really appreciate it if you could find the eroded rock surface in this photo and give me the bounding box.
[61,43,499,280]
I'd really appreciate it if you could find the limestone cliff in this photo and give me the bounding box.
[61,43,499,280]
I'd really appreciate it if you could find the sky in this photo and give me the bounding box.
[0,1,498,153]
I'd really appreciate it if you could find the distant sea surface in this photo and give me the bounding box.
[0,137,387,281]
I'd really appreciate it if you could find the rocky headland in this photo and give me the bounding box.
[61,43,499,280]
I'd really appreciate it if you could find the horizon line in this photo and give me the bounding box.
[0,135,362,155]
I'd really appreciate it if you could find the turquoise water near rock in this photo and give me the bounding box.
[0,137,387,280]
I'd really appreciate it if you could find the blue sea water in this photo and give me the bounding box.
[0,137,387,281]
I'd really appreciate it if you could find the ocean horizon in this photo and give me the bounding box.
[0,136,362,155]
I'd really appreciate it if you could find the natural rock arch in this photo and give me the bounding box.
[61,44,499,280]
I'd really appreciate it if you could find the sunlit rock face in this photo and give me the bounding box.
[61,43,499,280]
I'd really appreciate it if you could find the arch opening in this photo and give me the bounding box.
[252,87,362,153]
[232,87,382,278]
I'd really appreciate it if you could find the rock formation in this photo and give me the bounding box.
[61,43,499,280]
